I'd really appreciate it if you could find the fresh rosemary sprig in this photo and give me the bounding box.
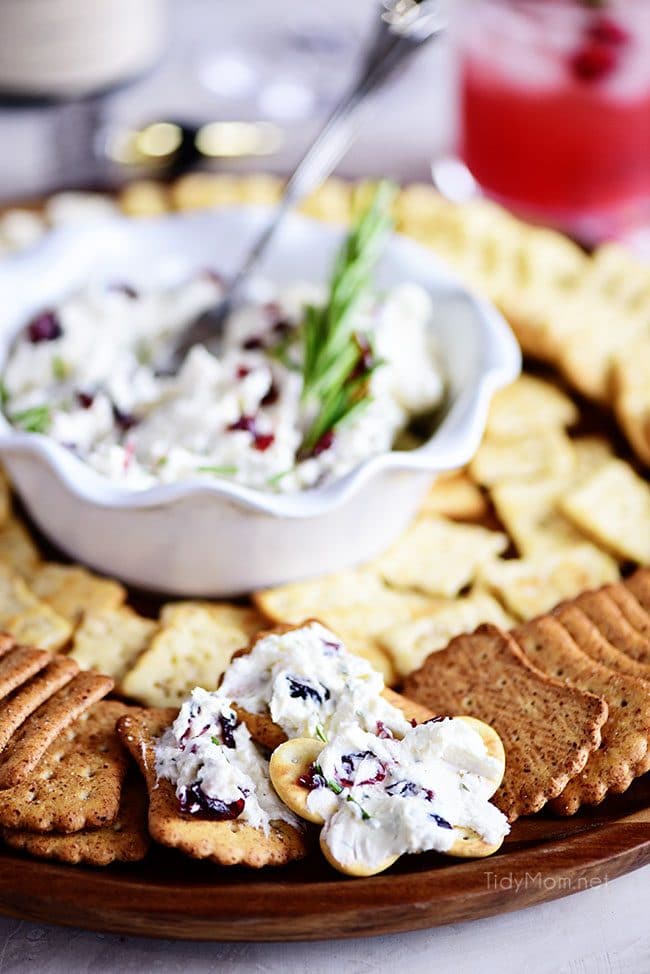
[10,404,51,433]
[299,182,396,457]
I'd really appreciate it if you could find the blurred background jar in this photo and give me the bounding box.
[455,0,650,245]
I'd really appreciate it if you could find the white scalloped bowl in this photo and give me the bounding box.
[0,208,520,595]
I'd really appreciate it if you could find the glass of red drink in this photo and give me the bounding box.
[456,0,650,244]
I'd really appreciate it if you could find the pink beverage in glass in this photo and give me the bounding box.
[458,0,650,244]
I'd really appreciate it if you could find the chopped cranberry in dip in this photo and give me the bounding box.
[3,273,444,492]
[154,689,299,833]
[218,621,411,741]
[304,720,509,873]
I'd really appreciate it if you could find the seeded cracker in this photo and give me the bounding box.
[121,603,266,707]
[117,708,308,868]
[0,701,129,832]
[0,645,50,700]
[370,517,508,598]
[29,563,126,624]
[0,671,113,789]
[2,776,149,865]
[404,625,607,821]
[559,459,650,563]
[0,656,79,751]
[513,617,650,814]
[70,606,157,687]
[554,604,650,682]
[573,588,650,667]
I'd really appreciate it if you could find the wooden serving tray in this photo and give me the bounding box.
[1,774,649,941]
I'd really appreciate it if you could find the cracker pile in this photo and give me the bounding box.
[405,571,650,819]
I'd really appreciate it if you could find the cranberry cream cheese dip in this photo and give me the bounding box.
[3,189,445,493]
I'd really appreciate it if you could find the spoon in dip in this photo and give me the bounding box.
[165,0,447,373]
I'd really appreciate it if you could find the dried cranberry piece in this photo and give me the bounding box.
[588,15,631,47]
[297,765,326,791]
[339,751,386,788]
[430,813,452,830]
[218,712,238,749]
[272,320,292,337]
[228,414,257,434]
[424,716,446,725]
[236,365,251,379]
[180,783,245,820]
[261,381,279,407]
[113,404,138,432]
[286,676,330,705]
[253,432,275,452]
[570,41,618,81]
[243,336,265,351]
[310,430,335,458]
[27,311,62,344]
[350,332,376,380]
[76,391,94,409]
[375,721,394,740]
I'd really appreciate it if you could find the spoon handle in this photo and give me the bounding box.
[227,1,446,299]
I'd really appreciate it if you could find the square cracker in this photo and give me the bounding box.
[2,776,149,865]
[573,589,650,668]
[0,700,130,832]
[418,472,488,521]
[490,478,587,557]
[28,563,126,624]
[0,516,40,577]
[0,564,71,651]
[370,516,508,598]
[70,605,157,686]
[0,656,79,751]
[514,617,650,814]
[403,624,607,821]
[380,591,514,678]
[255,569,437,683]
[121,603,266,708]
[469,428,575,488]
[554,604,650,682]
[117,708,308,868]
[0,671,114,789]
[559,459,650,564]
[485,375,578,439]
[478,544,619,620]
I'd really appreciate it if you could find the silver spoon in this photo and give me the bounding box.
[166,0,447,372]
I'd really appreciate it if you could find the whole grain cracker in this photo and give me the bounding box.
[2,776,149,865]
[513,617,650,814]
[625,568,650,614]
[69,605,157,686]
[0,564,72,651]
[117,708,308,868]
[379,591,514,678]
[485,375,578,439]
[121,603,265,708]
[0,656,79,752]
[607,580,650,639]
[0,671,113,789]
[469,428,575,488]
[559,458,650,563]
[403,624,607,821]
[553,604,650,681]
[29,563,126,624]
[478,544,619,620]
[0,700,130,832]
[0,645,50,700]
[370,516,508,598]
[418,472,488,522]
[573,589,650,667]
